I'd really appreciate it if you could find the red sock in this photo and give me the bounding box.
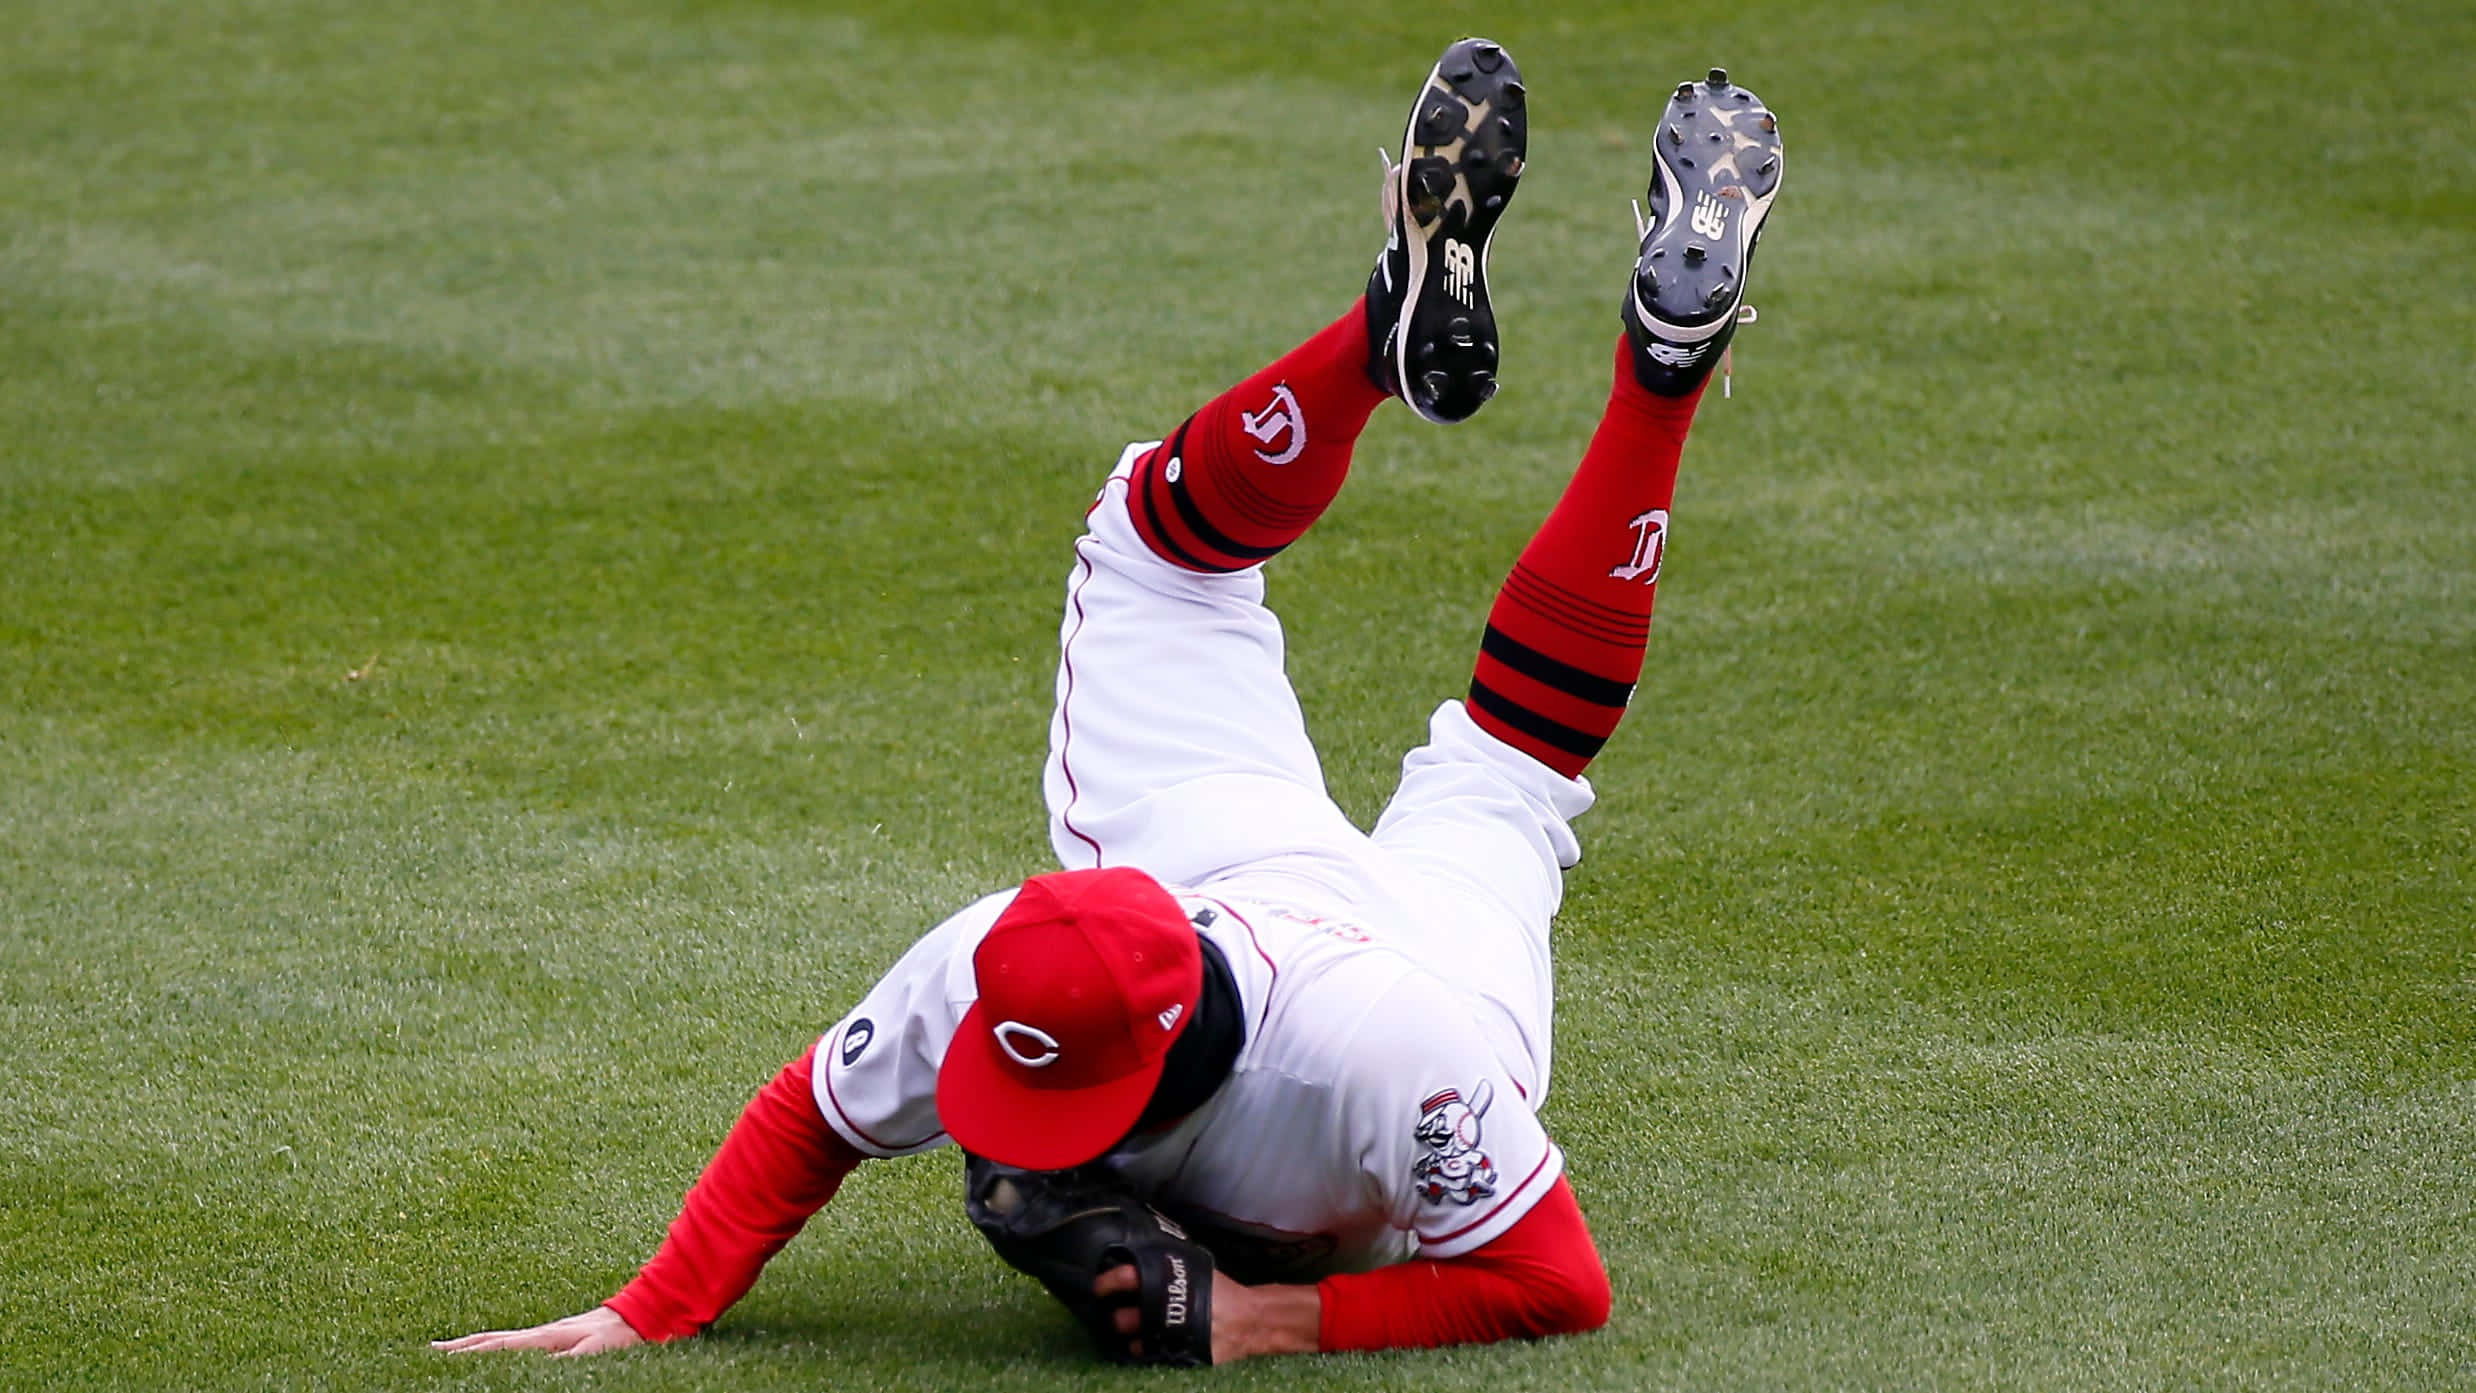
[1127,302,1389,572]
[1468,337,1704,778]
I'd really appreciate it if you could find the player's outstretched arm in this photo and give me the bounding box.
[1091,1266,1321,1363]
[1088,1176,1607,1362]
[434,1045,864,1356]
[430,1307,643,1357]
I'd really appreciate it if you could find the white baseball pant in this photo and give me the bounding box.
[1041,442,1597,1095]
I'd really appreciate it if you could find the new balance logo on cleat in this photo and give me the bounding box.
[1642,339,1711,368]
[1441,239,1476,307]
[1689,189,1728,239]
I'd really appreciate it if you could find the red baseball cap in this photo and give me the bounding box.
[936,867,1202,1170]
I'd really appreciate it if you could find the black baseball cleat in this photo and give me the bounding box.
[1622,68,1784,396]
[1365,37,1527,425]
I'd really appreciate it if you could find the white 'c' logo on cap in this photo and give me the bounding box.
[993,1020,1061,1068]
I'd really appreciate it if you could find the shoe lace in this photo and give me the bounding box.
[1722,304,1757,399]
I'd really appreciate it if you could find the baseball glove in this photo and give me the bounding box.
[961,1153,1215,1367]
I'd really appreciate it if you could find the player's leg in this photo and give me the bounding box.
[1045,40,1529,881]
[1369,71,1785,1082]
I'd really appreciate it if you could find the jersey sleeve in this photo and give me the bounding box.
[810,890,1011,1158]
[1316,1174,1610,1350]
[1343,972,1565,1260]
[605,1046,866,1340]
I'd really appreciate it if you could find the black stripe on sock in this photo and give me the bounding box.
[1479,625,1636,709]
[1467,678,1609,761]
[1162,415,1196,471]
[1501,565,1652,645]
[1165,460,1285,564]
[1135,443,1219,573]
[1217,452,1321,528]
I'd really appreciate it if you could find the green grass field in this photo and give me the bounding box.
[5,1,2472,1388]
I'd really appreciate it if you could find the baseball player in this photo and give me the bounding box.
[436,38,1782,1365]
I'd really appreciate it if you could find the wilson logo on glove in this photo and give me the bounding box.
[963,1154,1217,1367]
[1162,1255,1192,1327]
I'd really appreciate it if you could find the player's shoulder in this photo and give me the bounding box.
[872,886,1019,1007]
[1181,893,1421,1007]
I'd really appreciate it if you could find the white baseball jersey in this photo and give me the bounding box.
[813,440,1597,1280]
[816,885,1560,1276]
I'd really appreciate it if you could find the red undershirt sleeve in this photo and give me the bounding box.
[603,1045,865,1341]
[1315,1175,1611,1351]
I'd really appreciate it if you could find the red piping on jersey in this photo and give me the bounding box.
[1197,896,1279,980]
[1197,895,1536,1106]
[819,1028,945,1156]
[1423,1148,1556,1248]
[1053,531,1109,867]
[1196,895,1280,1036]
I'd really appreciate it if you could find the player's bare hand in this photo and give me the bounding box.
[1096,1263,1145,1338]
[1094,1264,1317,1363]
[431,1306,643,1358]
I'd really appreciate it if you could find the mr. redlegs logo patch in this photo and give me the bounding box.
[1412,1080,1500,1206]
